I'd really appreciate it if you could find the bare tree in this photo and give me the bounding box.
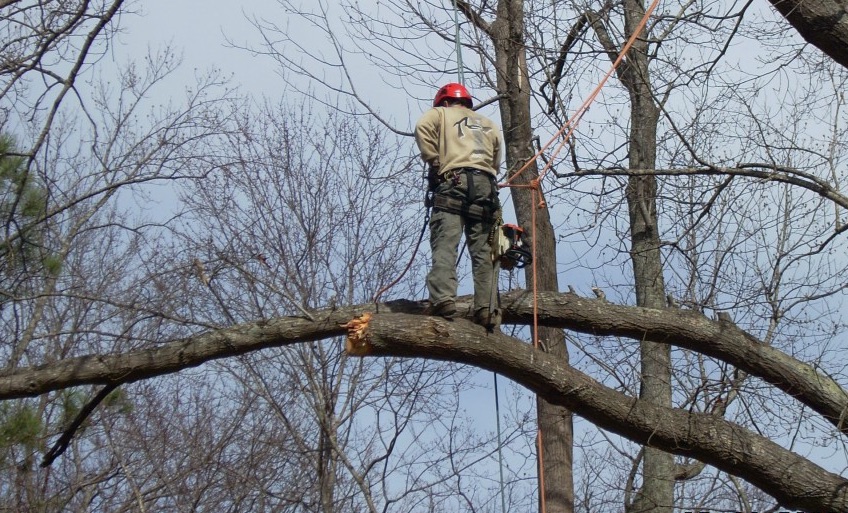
[227,0,848,511]
[0,2,249,510]
[2,1,848,512]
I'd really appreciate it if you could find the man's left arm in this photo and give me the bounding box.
[414,109,441,168]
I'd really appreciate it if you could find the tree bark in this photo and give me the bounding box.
[3,291,847,439]
[767,0,848,69]
[618,0,672,510]
[7,293,848,507]
[491,0,574,510]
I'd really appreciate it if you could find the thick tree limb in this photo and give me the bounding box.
[767,0,848,69]
[348,312,848,512]
[0,300,396,398]
[1,291,846,436]
[500,290,848,435]
[4,290,848,505]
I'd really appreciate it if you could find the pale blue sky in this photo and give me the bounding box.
[116,1,274,95]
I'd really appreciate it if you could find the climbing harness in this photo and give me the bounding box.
[430,168,500,221]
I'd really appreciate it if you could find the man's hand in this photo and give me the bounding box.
[427,165,441,191]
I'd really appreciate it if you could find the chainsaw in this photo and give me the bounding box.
[493,223,532,270]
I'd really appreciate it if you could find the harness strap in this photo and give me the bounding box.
[432,167,498,220]
[466,169,476,218]
[433,194,496,221]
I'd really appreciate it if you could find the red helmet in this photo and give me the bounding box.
[433,82,473,108]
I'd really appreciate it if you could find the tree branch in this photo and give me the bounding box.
[454,0,492,36]
[1,291,846,440]
[350,312,848,512]
[564,164,848,211]
[540,14,589,113]
[767,0,848,69]
[41,383,118,467]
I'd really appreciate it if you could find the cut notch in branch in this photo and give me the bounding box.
[343,313,374,356]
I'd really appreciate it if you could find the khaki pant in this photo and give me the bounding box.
[428,169,499,313]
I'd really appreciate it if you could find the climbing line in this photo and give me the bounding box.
[532,186,546,513]
[503,0,661,189]
[372,200,432,306]
[452,0,465,85]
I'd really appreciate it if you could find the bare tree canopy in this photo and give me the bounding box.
[3,0,848,511]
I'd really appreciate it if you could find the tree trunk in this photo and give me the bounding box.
[492,1,574,512]
[619,0,673,511]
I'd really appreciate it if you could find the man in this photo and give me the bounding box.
[414,82,502,330]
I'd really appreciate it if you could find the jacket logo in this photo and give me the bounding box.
[453,117,492,138]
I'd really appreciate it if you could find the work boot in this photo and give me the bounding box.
[473,308,501,332]
[429,300,457,319]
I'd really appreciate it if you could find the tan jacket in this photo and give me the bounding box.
[414,105,501,177]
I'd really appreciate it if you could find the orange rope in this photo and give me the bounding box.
[501,0,661,346]
[531,188,540,350]
[532,187,545,513]
[503,0,661,189]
